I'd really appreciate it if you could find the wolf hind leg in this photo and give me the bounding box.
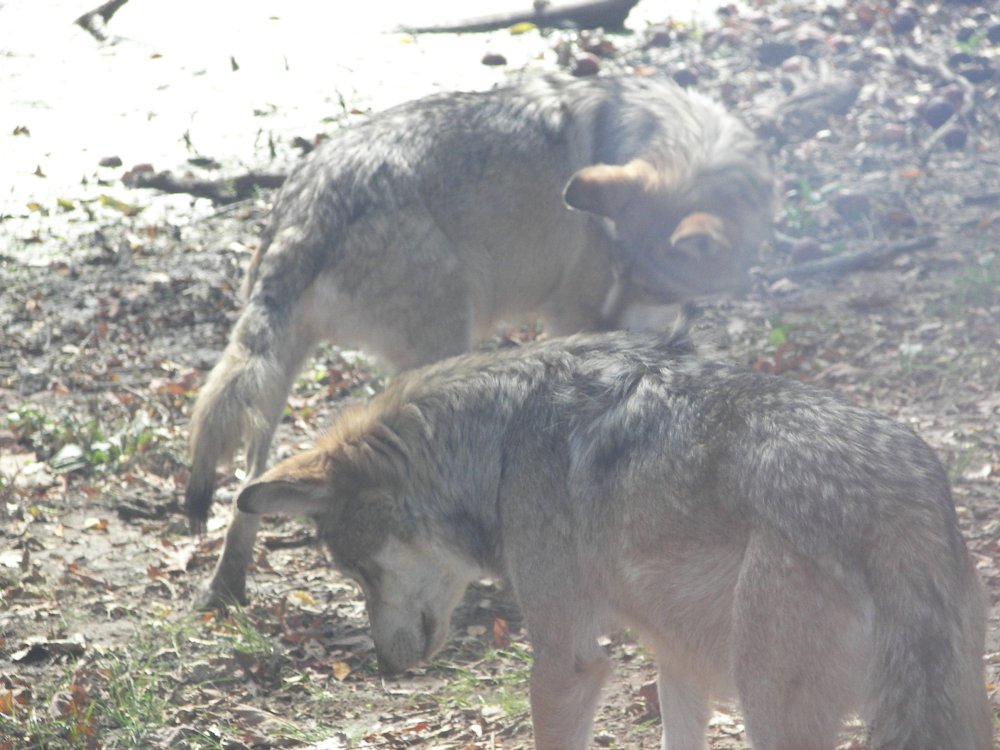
[733,532,866,750]
[193,302,319,607]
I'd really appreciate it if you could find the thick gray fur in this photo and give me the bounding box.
[239,320,991,750]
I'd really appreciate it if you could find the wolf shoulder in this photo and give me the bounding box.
[458,332,954,510]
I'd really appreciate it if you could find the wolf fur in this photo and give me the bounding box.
[237,321,991,750]
[185,73,773,604]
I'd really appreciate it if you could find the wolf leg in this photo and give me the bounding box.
[529,639,612,750]
[653,659,710,750]
[733,532,864,750]
[194,303,317,607]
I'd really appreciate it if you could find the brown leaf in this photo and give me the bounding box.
[83,517,109,532]
[492,617,510,649]
[638,679,660,717]
[331,661,352,681]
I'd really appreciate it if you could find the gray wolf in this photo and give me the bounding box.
[236,320,990,750]
[185,73,773,605]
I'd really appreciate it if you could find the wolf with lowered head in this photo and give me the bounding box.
[185,73,773,605]
[237,316,991,750]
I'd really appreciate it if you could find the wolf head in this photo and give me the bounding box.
[235,411,480,675]
[564,156,772,301]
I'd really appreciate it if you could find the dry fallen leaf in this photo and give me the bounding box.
[331,661,352,681]
[83,517,109,532]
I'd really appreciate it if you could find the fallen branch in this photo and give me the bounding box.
[261,531,317,550]
[74,0,131,42]
[760,236,938,283]
[126,170,288,205]
[400,0,640,34]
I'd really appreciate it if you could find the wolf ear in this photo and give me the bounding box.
[237,480,330,516]
[563,158,660,222]
[670,211,732,255]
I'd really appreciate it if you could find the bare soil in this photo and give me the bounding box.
[2,1,999,748]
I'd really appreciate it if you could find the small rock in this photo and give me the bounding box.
[879,123,907,144]
[582,36,616,58]
[918,96,955,129]
[832,191,871,221]
[942,126,968,150]
[781,55,807,74]
[828,34,851,53]
[854,4,877,28]
[99,155,122,168]
[795,25,825,52]
[481,52,506,66]
[881,207,917,229]
[939,83,965,109]
[772,19,794,35]
[988,23,1000,44]
[672,67,698,88]
[956,24,978,44]
[757,40,797,67]
[716,27,742,48]
[948,51,973,68]
[187,155,220,169]
[958,61,994,84]
[646,26,671,48]
[791,237,824,263]
[889,5,918,35]
[570,54,600,77]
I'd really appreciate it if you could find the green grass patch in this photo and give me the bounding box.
[428,644,533,718]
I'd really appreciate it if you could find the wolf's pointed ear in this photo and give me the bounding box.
[563,158,660,222]
[237,480,330,516]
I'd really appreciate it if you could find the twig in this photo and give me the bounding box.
[760,236,938,283]
[74,0,131,42]
[962,192,1000,206]
[261,531,317,550]
[400,0,639,34]
[126,170,287,205]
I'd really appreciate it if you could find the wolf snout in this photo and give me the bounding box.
[374,611,439,676]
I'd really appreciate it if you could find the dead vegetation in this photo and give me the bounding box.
[2,1,999,747]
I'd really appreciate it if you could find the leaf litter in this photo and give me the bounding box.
[2,0,1000,748]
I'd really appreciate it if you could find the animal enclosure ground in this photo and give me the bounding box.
[2,1,1000,748]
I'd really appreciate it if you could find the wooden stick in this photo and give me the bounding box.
[400,0,640,34]
[75,0,131,41]
[760,236,938,283]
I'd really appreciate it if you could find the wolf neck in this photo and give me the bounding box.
[377,383,517,574]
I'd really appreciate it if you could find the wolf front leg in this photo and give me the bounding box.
[529,640,612,750]
[654,660,710,750]
[196,510,260,606]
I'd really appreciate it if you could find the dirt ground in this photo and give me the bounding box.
[2,1,1000,748]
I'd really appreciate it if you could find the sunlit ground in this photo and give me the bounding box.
[1,0,716,252]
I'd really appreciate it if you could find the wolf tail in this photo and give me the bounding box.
[866,518,991,750]
[185,299,306,532]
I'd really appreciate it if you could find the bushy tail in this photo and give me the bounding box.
[866,532,991,750]
[185,302,301,532]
